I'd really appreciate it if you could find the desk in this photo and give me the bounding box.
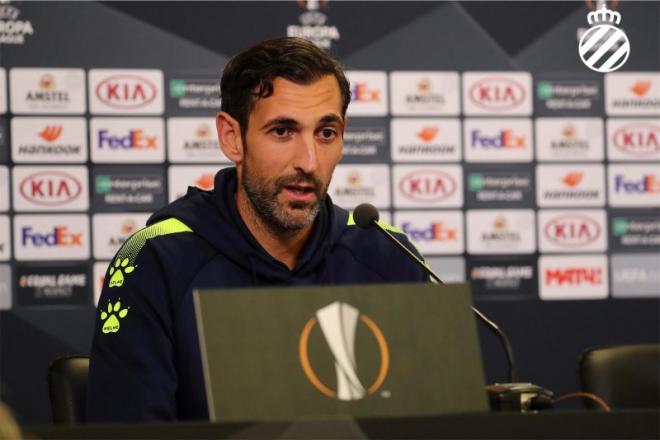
[29,410,659,439]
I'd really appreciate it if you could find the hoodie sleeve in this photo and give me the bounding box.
[87,219,192,422]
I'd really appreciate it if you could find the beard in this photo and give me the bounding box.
[242,163,327,233]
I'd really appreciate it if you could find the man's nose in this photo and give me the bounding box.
[293,134,319,174]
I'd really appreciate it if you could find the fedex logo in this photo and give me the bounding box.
[351,83,381,102]
[614,174,660,194]
[90,118,164,163]
[21,226,82,247]
[97,129,157,149]
[470,129,526,149]
[401,222,457,242]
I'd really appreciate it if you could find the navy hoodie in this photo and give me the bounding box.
[87,167,428,423]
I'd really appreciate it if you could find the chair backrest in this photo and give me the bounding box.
[48,356,89,425]
[579,344,660,409]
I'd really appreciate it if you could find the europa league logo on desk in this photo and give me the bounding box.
[578,1,630,73]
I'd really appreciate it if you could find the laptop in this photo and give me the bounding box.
[194,282,488,422]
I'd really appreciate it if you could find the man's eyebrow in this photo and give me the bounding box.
[260,117,300,131]
[318,114,344,125]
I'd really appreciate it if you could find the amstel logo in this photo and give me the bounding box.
[299,301,389,401]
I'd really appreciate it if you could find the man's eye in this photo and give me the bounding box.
[318,128,337,140]
[272,127,290,137]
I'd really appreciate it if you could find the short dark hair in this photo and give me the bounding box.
[220,37,351,137]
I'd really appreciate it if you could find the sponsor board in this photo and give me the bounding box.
[393,210,464,255]
[341,119,388,162]
[536,164,605,207]
[328,164,390,209]
[390,118,461,162]
[0,68,5,113]
[12,166,88,212]
[14,214,90,261]
[11,117,87,163]
[534,77,602,115]
[93,261,109,306]
[466,210,536,255]
[0,264,10,310]
[605,72,660,116]
[167,117,229,163]
[611,253,660,298]
[89,69,164,115]
[90,118,165,163]
[464,165,534,208]
[539,255,608,300]
[608,164,660,207]
[167,74,221,114]
[0,4,34,45]
[0,215,10,261]
[16,264,89,307]
[426,257,466,283]
[535,117,604,162]
[168,165,228,202]
[390,72,460,116]
[467,256,537,298]
[9,68,86,114]
[610,213,660,250]
[92,166,166,212]
[345,71,388,116]
[462,72,532,116]
[0,165,8,211]
[92,213,150,260]
[537,209,607,253]
[606,119,660,161]
[393,165,463,209]
[463,118,533,163]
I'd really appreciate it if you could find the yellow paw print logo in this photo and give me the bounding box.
[108,257,136,288]
[101,299,129,334]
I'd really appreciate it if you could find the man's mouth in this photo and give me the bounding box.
[283,183,316,195]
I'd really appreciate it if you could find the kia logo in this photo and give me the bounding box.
[544,214,600,247]
[613,123,660,156]
[96,75,157,109]
[19,171,82,206]
[399,169,456,202]
[469,78,526,111]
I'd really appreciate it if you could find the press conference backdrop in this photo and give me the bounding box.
[0,1,658,425]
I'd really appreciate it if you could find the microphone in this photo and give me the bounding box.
[353,203,519,382]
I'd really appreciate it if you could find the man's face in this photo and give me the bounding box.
[239,75,345,232]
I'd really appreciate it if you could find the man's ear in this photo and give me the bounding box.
[216,111,244,162]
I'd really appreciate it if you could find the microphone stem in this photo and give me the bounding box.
[376,220,520,383]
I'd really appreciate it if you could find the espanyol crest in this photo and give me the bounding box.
[578,5,630,73]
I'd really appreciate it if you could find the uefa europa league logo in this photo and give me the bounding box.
[578,4,630,73]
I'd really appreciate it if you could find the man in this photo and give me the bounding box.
[87,37,427,422]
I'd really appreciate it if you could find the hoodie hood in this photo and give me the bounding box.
[148,167,349,284]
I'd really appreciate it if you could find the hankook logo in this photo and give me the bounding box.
[19,171,81,206]
[95,75,157,110]
[613,122,660,157]
[469,78,526,111]
[544,214,601,247]
[399,169,456,202]
[299,301,389,401]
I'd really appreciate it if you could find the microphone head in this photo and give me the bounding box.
[353,203,379,229]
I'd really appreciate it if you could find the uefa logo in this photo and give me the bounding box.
[298,301,389,401]
[578,5,630,73]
